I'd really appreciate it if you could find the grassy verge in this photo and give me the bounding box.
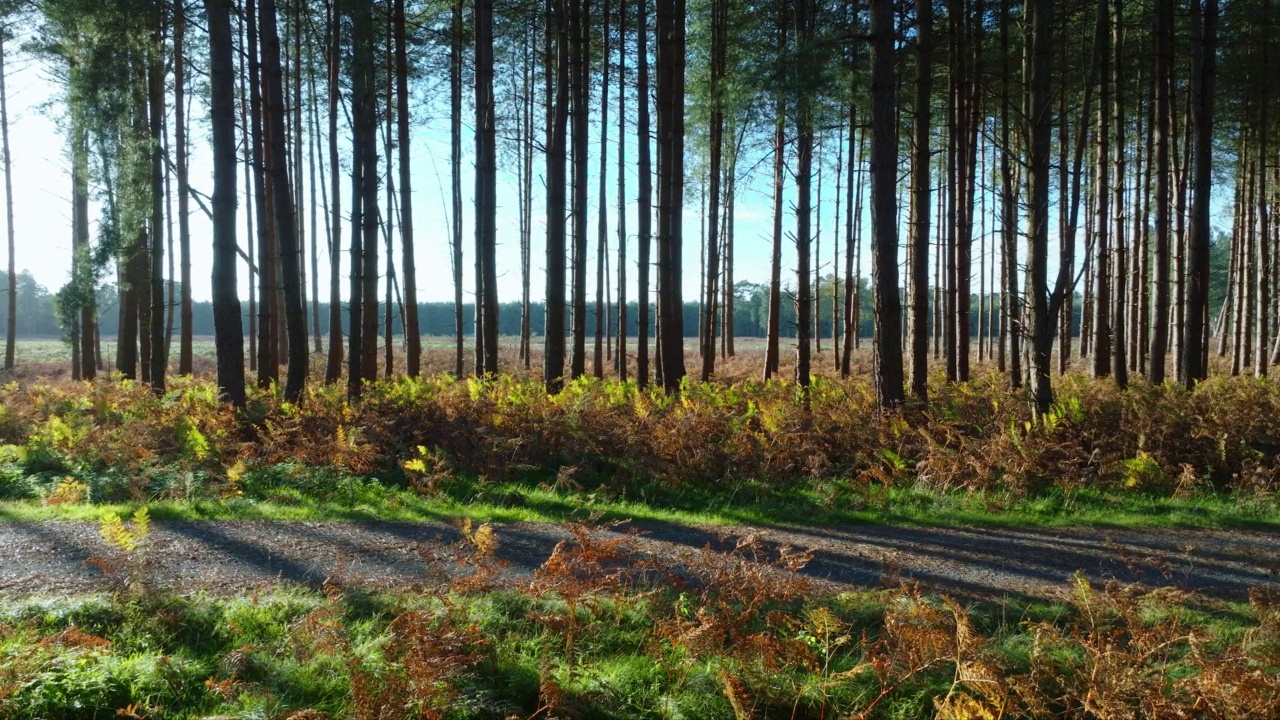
[2,468,1279,530]
[0,525,1272,720]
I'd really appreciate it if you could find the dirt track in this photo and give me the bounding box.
[1,519,1276,600]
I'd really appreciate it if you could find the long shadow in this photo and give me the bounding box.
[900,524,1280,567]
[163,522,331,589]
[6,517,1271,602]
[788,529,1274,598]
[266,521,451,578]
[374,520,571,575]
[0,521,105,588]
[620,519,1274,600]
[760,521,1279,581]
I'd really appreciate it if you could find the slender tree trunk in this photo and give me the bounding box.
[702,0,724,381]
[636,0,651,386]
[945,0,959,383]
[293,0,307,361]
[999,0,1020,387]
[853,129,866,355]
[392,0,420,377]
[307,24,322,356]
[521,25,534,370]
[324,0,343,383]
[1258,2,1272,377]
[1150,0,1172,383]
[841,112,857,376]
[172,1,193,375]
[1177,84,1192,376]
[1027,0,1056,411]
[595,0,611,378]
[248,0,277,386]
[349,0,376,398]
[570,0,590,379]
[476,0,499,375]
[71,83,95,381]
[239,8,256,374]
[148,36,167,391]
[763,4,786,381]
[545,0,570,391]
[451,0,465,377]
[1111,0,1128,388]
[793,0,813,390]
[656,0,686,391]
[909,0,932,402]
[261,0,307,400]
[1091,0,1111,380]
[206,0,246,405]
[871,0,904,407]
[616,0,629,380]
[725,130,738,358]
[1,30,15,372]
[1183,0,1217,387]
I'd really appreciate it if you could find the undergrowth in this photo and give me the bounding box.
[0,522,1275,719]
[0,373,1278,527]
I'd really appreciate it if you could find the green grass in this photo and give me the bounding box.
[0,578,1263,720]
[2,466,1278,530]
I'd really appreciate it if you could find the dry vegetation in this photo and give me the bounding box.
[1,342,1278,507]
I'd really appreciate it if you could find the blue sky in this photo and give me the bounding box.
[4,21,1230,312]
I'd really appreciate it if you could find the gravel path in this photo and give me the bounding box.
[1,519,1276,600]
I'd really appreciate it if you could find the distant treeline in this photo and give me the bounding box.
[1,270,1098,342]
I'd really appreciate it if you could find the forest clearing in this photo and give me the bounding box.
[0,0,1277,714]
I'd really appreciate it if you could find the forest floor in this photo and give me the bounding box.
[3,516,1276,601]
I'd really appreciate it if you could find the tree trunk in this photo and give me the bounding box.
[871,0,904,408]
[1091,0,1111,380]
[636,0,651,387]
[616,0,628,380]
[348,0,376,398]
[451,0,465,377]
[1183,0,1217,387]
[909,0,932,402]
[171,1,193,375]
[545,0,570,391]
[1111,0,1127,388]
[702,0,725,381]
[248,0,276,386]
[476,0,499,376]
[763,3,786,381]
[1150,0,1172,383]
[148,37,166,391]
[1027,0,1055,412]
[793,0,813,391]
[521,25,534,370]
[999,0,1020,387]
[324,0,343,383]
[841,111,857,376]
[1258,1,1272,378]
[570,0,589,379]
[0,27,10,372]
[595,0,611,379]
[260,0,307,400]
[239,6,255,375]
[307,22,322,357]
[392,0,420,377]
[655,0,686,391]
[206,0,246,405]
